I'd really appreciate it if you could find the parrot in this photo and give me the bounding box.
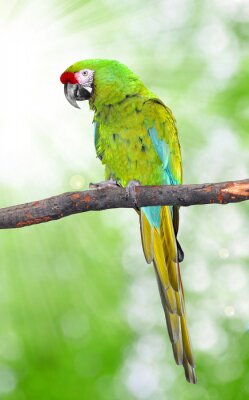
[60,59,196,384]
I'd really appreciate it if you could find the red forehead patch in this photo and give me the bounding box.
[60,71,78,84]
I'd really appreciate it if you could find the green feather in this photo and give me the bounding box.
[65,59,182,185]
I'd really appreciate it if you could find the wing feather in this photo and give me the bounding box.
[139,99,196,383]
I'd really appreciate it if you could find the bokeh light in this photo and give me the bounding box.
[0,0,249,399]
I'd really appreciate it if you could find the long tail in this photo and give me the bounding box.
[140,206,196,384]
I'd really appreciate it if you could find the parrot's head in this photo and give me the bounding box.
[60,59,143,109]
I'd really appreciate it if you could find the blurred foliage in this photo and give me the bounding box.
[0,0,249,399]
[0,207,134,399]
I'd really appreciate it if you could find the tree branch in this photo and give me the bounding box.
[0,179,248,229]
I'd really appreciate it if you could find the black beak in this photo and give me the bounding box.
[64,83,92,109]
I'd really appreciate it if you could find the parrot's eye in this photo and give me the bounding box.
[73,69,94,96]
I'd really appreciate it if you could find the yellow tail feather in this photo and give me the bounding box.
[140,211,154,263]
[140,206,196,384]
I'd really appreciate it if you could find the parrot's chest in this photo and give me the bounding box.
[94,106,162,186]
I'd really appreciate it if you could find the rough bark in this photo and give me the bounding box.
[0,179,248,229]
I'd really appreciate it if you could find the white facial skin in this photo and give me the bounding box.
[74,69,94,93]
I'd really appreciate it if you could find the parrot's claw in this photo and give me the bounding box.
[126,180,141,187]
[89,179,120,189]
[126,180,141,208]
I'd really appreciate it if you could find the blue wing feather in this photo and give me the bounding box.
[148,127,178,185]
[142,127,178,228]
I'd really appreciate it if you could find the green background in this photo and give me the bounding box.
[0,0,249,398]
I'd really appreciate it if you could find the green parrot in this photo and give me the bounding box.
[60,59,196,384]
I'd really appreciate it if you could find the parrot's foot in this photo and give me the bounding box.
[126,180,141,208]
[89,179,120,189]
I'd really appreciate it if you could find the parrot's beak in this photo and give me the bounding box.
[64,83,91,109]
